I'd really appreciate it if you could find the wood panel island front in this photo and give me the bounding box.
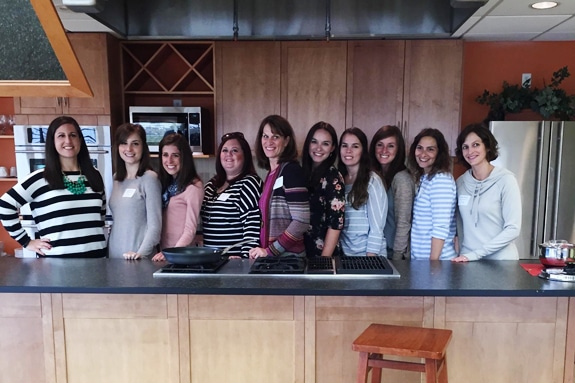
[0,257,573,383]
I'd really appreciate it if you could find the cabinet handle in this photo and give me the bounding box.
[57,97,61,106]
[64,98,68,107]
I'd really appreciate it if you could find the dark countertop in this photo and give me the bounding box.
[0,257,573,297]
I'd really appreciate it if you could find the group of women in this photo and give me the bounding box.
[0,114,521,262]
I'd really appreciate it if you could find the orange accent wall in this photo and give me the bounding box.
[461,41,575,128]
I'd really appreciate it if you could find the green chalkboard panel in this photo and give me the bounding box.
[0,0,66,80]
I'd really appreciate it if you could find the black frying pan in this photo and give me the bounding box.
[162,239,252,265]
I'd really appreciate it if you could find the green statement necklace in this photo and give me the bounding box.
[62,172,87,195]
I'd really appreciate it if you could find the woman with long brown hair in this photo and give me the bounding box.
[369,125,415,260]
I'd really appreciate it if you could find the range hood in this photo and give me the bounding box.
[63,0,487,40]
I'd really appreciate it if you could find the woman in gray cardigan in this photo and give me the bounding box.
[369,125,415,260]
[108,123,162,259]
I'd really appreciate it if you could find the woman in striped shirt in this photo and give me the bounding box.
[338,128,387,257]
[408,128,457,260]
[200,132,262,257]
[249,115,310,258]
[0,116,107,258]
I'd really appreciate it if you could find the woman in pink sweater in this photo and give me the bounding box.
[152,133,204,261]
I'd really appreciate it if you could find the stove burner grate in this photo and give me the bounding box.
[160,258,228,274]
[336,256,394,274]
[306,257,335,274]
[249,256,306,274]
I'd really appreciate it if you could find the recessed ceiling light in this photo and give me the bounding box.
[530,1,559,10]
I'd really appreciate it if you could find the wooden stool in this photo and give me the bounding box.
[352,323,452,383]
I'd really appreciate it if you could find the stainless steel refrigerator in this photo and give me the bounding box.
[489,121,575,259]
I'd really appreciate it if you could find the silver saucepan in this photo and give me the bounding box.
[161,239,253,265]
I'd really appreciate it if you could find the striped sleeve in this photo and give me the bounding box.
[270,162,310,255]
[0,170,45,246]
[237,175,263,254]
[429,173,457,240]
[366,173,387,255]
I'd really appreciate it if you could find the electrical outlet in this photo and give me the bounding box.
[522,73,531,88]
[173,99,182,107]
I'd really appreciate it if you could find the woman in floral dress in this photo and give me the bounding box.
[301,122,346,257]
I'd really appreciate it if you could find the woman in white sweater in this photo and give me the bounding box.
[108,123,162,259]
[452,123,522,262]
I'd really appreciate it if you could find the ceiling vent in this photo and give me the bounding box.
[62,0,106,13]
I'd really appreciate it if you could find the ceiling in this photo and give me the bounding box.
[52,0,575,41]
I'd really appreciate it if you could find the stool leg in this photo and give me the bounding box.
[370,354,382,383]
[438,357,448,383]
[425,359,439,383]
[356,352,369,383]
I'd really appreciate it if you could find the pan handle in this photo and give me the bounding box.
[221,239,255,255]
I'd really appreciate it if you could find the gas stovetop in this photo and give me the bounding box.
[153,255,400,278]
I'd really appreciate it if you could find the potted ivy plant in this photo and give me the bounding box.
[476,66,575,122]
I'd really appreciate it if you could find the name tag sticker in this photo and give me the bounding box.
[123,188,136,198]
[218,193,231,201]
[273,176,284,190]
[458,195,470,206]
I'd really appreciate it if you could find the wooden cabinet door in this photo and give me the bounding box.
[346,40,405,141]
[215,41,281,150]
[65,33,110,116]
[402,40,463,154]
[15,96,63,115]
[281,41,348,149]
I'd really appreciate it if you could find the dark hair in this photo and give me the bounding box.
[302,121,339,191]
[44,115,104,192]
[337,127,373,209]
[211,132,257,188]
[254,115,298,170]
[369,125,408,189]
[113,123,152,181]
[158,133,200,192]
[455,123,499,169]
[407,128,452,181]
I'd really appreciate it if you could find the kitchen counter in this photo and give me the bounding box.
[0,256,573,296]
[1,256,574,383]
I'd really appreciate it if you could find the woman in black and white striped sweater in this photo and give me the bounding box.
[0,116,107,258]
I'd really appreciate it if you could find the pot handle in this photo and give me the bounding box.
[221,239,254,255]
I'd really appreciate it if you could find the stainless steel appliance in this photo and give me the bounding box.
[14,125,113,257]
[129,106,209,154]
[489,121,575,259]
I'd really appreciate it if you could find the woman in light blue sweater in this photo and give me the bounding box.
[452,123,522,262]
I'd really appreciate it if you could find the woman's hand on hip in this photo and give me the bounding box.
[27,238,51,256]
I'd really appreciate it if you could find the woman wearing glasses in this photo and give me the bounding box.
[152,133,204,261]
[301,122,345,257]
[249,115,310,258]
[408,128,457,260]
[200,132,263,257]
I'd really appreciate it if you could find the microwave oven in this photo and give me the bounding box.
[129,106,208,154]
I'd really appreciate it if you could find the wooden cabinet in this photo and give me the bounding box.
[402,40,463,154]
[347,40,463,153]
[215,41,281,150]
[217,41,348,152]
[281,41,348,146]
[14,33,122,127]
